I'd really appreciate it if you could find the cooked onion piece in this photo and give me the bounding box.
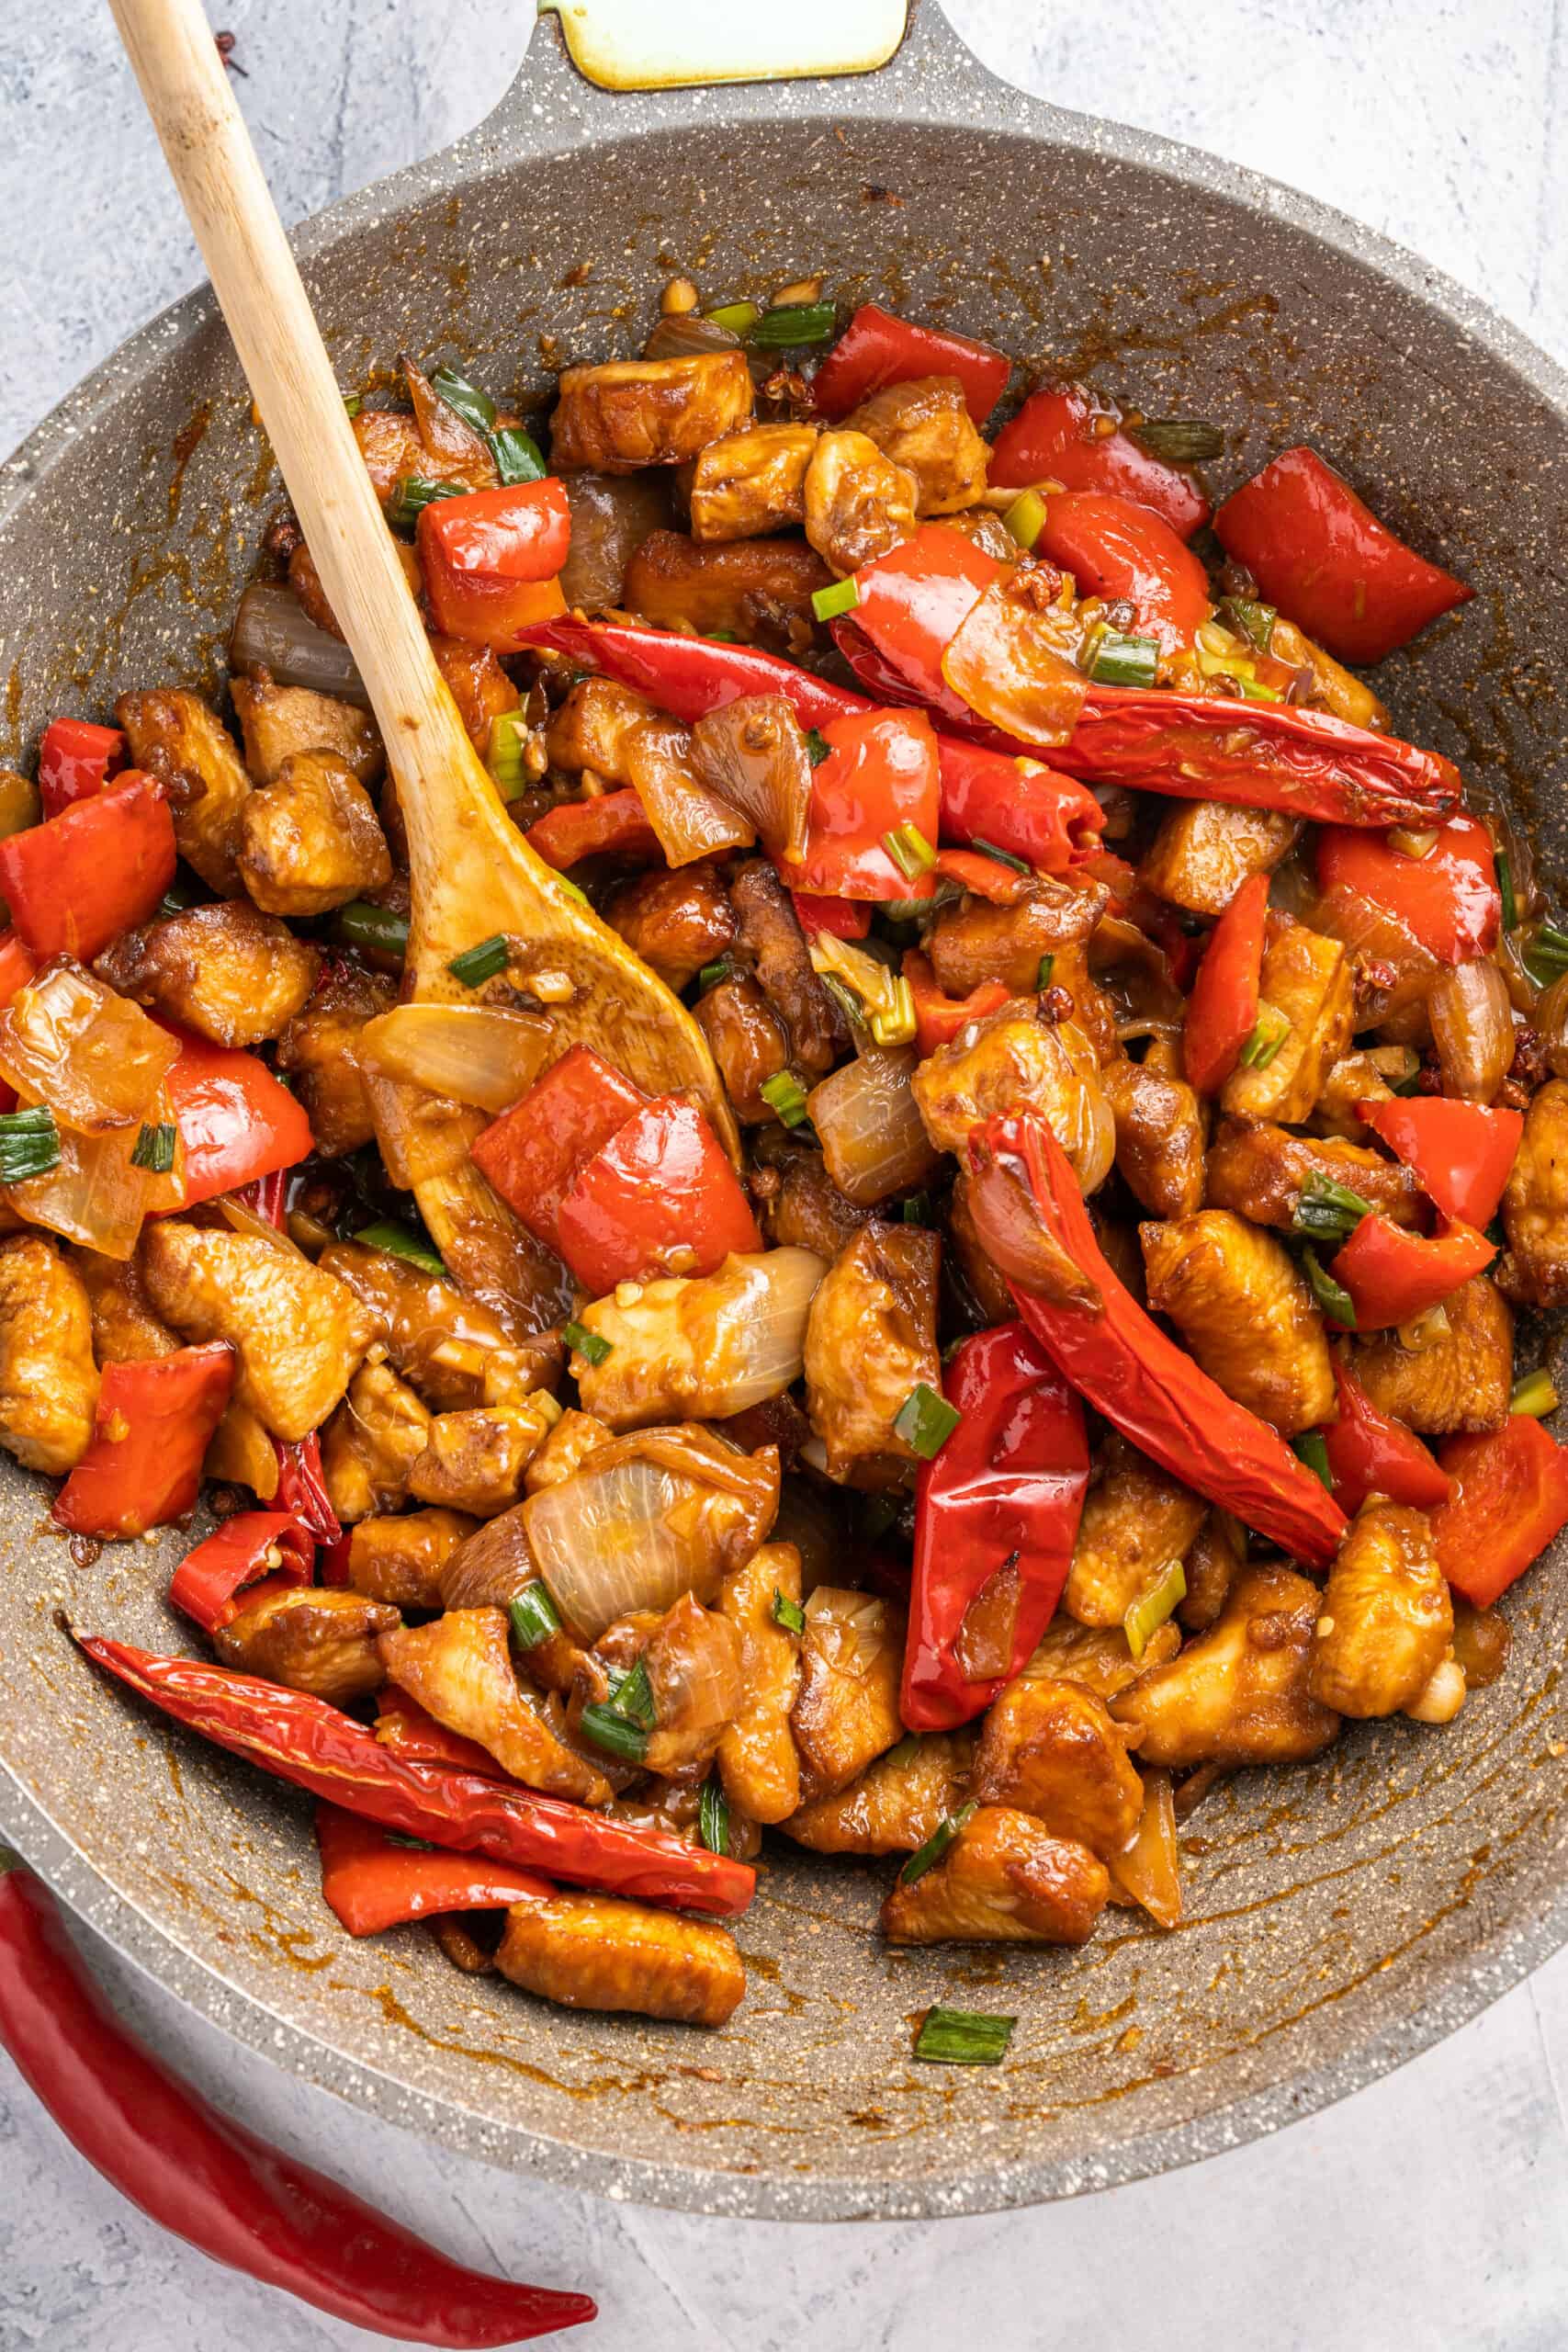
[0,959,179,1133]
[230,581,367,706]
[1428,959,1514,1103]
[358,1003,553,1114]
[807,1048,942,1207]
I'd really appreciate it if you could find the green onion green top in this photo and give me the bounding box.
[130,1121,177,1173]
[0,1105,60,1185]
[1088,631,1159,690]
[1239,1006,1291,1069]
[704,300,761,335]
[969,837,1031,875]
[353,1220,446,1277]
[1221,594,1277,652]
[883,821,937,882]
[1292,1430,1334,1490]
[509,1582,563,1650]
[389,475,470,530]
[900,1801,976,1887]
[894,1381,961,1460]
[1291,1169,1374,1244]
[750,301,837,347]
[772,1589,806,1636]
[334,900,410,963]
[447,934,511,989]
[1302,1244,1357,1330]
[1037,953,1055,990]
[428,363,498,435]
[760,1069,811,1129]
[491,426,547,485]
[1497,849,1518,935]
[914,2006,1017,2066]
[811,577,861,624]
[698,1774,730,1857]
[802,728,832,768]
[563,1319,612,1367]
[1131,417,1225,464]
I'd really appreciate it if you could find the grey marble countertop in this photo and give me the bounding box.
[3,3,1567,2346]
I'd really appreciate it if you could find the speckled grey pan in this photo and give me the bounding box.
[0,0,1566,2223]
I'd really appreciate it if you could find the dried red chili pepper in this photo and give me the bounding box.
[315,1802,551,1935]
[988,382,1212,538]
[904,950,1010,1054]
[374,1685,511,1780]
[168,1511,314,1634]
[52,1343,235,1539]
[272,1431,342,1544]
[1035,491,1211,652]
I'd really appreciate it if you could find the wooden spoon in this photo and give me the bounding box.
[107,0,739,1177]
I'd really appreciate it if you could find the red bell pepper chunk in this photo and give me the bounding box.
[790,707,942,902]
[1182,871,1270,1095]
[167,1511,314,1635]
[373,1686,512,1781]
[525,788,660,871]
[0,774,175,962]
[426,554,567,649]
[554,1096,761,1295]
[471,1045,648,1261]
[0,932,39,1011]
[1319,1359,1451,1515]
[850,525,1000,709]
[51,1344,236,1541]
[1213,445,1472,665]
[157,1028,315,1210]
[314,1801,551,1937]
[37,718,125,819]
[1327,1213,1496,1329]
[903,1320,1089,1731]
[789,891,871,939]
[1430,1414,1568,1610]
[989,383,1212,539]
[1357,1096,1523,1229]
[1035,490,1212,652]
[905,950,1011,1055]
[809,303,1011,424]
[1316,814,1499,965]
[417,479,571,583]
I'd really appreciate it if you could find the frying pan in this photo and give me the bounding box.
[1,0,1566,2223]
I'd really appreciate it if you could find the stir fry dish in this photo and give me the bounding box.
[15,282,1568,2059]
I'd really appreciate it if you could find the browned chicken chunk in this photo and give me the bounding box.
[784,1730,975,1855]
[378,1607,612,1804]
[1221,919,1354,1125]
[1498,1078,1568,1306]
[695,977,791,1120]
[716,1541,804,1825]
[1100,1052,1205,1217]
[1111,1564,1341,1768]
[523,1407,610,1495]
[688,422,818,540]
[1179,1509,1247,1631]
[1350,1274,1513,1433]
[495,1893,745,2027]
[237,752,391,918]
[551,350,754,471]
[1205,1120,1423,1231]
[352,404,478,504]
[622,530,830,651]
[1308,1498,1452,1717]
[791,1586,906,1800]
[317,1239,556,1411]
[604,861,735,991]
[970,1677,1144,1860]
[1065,1434,1207,1627]
[754,1139,870,1261]
[0,1235,98,1473]
[728,858,846,1077]
[429,637,518,757]
[804,428,919,574]
[321,1362,432,1521]
[344,1508,477,1609]
[842,379,988,514]
[804,1224,941,1485]
[1024,1614,1181,1700]
[406,1402,554,1517]
[1141,1207,1335,1435]
[70,1247,177,1363]
[914,1004,1114,1194]
[599,1591,743,1777]
[230,676,382,787]
[880,1804,1109,1946]
[1139,800,1301,918]
[115,688,252,895]
[141,1222,373,1441]
[216,1587,396,1703]
[926,870,1105,998]
[96,899,321,1049]
[275,959,395,1158]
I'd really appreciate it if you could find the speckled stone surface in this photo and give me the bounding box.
[2,0,1568,2341]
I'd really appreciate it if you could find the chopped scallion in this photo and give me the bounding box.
[0,1105,59,1185]
[1001,489,1047,550]
[130,1121,177,1173]
[1498,849,1518,934]
[490,426,547,485]
[333,900,409,963]
[697,957,734,989]
[802,727,832,768]
[1222,594,1276,652]
[811,577,861,623]
[901,1191,932,1225]
[1131,417,1225,464]
[1089,631,1159,690]
[578,1703,648,1765]
[353,1219,446,1276]
[1302,1245,1357,1329]
[1511,1368,1560,1419]
[1237,675,1284,703]
[750,300,837,347]
[563,1318,612,1367]
[447,933,510,989]
[388,475,470,530]
[1526,923,1568,988]
[1239,1005,1291,1069]
[1291,1169,1374,1244]
[1037,953,1055,990]
[882,1733,919,1770]
[761,1069,811,1128]
[342,390,363,419]
[1292,1430,1334,1489]
[894,1381,961,1461]
[509,1581,563,1650]
[1123,1558,1186,1659]
[607,1658,656,1732]
[883,821,937,881]
[868,975,916,1048]
[970,836,1031,875]
[158,878,206,918]
[914,2005,1017,2065]
[773,1589,806,1636]
[428,362,498,435]
[705,300,762,335]
[900,1802,976,1887]
[487,710,530,800]
[698,1774,729,1856]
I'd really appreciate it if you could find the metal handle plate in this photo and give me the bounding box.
[537,0,908,91]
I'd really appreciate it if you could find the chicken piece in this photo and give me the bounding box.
[1023,1614,1181,1700]
[378,1608,612,1804]
[316,1239,557,1412]
[551,350,754,472]
[688,422,818,541]
[352,404,478,503]
[790,1586,906,1800]
[204,1401,280,1497]
[604,861,735,992]
[236,752,391,919]
[1100,1053,1205,1217]
[783,1730,975,1854]
[406,1402,553,1517]
[913,1003,1114,1194]
[971,1677,1144,1860]
[754,1139,870,1261]
[543,674,654,782]
[523,1407,610,1496]
[1065,1433,1207,1628]
[216,1587,396,1703]
[728,857,846,1077]
[495,1893,744,2026]
[572,1250,823,1433]
[1308,1498,1452,1717]
[1498,1078,1568,1306]
[1179,1509,1247,1632]
[71,1247,178,1363]
[1205,1119,1423,1232]
[1140,1208,1335,1437]
[803,1224,942,1486]
[115,687,252,895]
[96,899,321,1051]
[1270,617,1388,730]
[321,1362,432,1521]
[274,959,395,1158]
[615,1592,744,1777]
[1139,800,1302,919]
[344,1508,477,1609]
[944,1171,1014,1327]
[1221,918,1354,1125]
[624,529,831,652]
[716,1541,804,1825]
[230,675,383,787]
[1308,1049,1412,1142]
[1350,1273,1513,1434]
[842,378,988,514]
[0,1234,97,1473]
[286,533,423,644]
[429,637,517,756]
[1111,1564,1341,1768]
[880,1804,1109,1946]
[926,872,1106,999]
[694,977,790,1122]
[141,1222,374,1441]
[804,428,919,574]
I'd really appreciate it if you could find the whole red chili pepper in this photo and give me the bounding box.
[375,1684,512,1780]
[1430,1414,1568,1609]
[966,1113,1348,1564]
[1327,1212,1496,1329]
[902,1321,1089,1732]
[1183,871,1270,1096]
[77,1634,755,1917]
[51,1343,236,1539]
[0,1852,593,2344]
[1356,1095,1523,1229]
[272,1431,343,1544]
[168,1511,314,1634]
[315,1802,551,1935]
[1319,1359,1451,1515]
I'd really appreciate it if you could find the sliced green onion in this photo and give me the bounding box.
[333,900,409,962]
[1389,1064,1424,1097]
[761,1069,811,1128]
[1292,1430,1334,1489]
[389,475,470,530]
[1089,632,1159,690]
[880,884,960,924]
[803,727,832,768]
[698,1774,729,1856]
[1303,1244,1357,1329]
[1291,1169,1374,1244]
[342,391,363,420]
[1123,1557,1186,1660]
[1001,489,1047,550]
[817,971,866,1032]
[0,1105,59,1184]
[750,301,837,348]
[563,1318,612,1367]
[353,1219,446,1276]
[1037,953,1055,990]
[1222,594,1276,651]
[705,300,762,335]
[773,1589,806,1636]
[490,426,547,485]
[447,933,510,989]
[607,1657,656,1732]
[487,710,530,800]
[900,1801,976,1886]
[883,821,937,881]
[697,957,734,989]
[1498,849,1518,934]
[428,362,499,435]
[1131,417,1225,464]
[554,873,589,908]
[578,1703,648,1765]
[130,1121,177,1173]
[509,1581,562,1650]
[158,878,206,918]
[1239,1005,1291,1069]
[969,836,1031,876]
[1525,923,1568,987]
[1511,1368,1560,1419]
[868,975,917,1048]
[914,2005,1017,2065]
[901,1191,932,1225]
[1237,676,1284,703]
[894,1381,961,1461]
[811,577,861,623]
[882,1733,919,1770]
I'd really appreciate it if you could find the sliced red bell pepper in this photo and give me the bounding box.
[789,890,870,939]
[428,557,567,650]
[1327,1213,1496,1329]
[790,707,942,902]
[905,950,1012,1054]
[553,1096,761,1295]
[1316,814,1499,964]
[1357,1096,1523,1229]
[167,1511,314,1635]
[1213,445,1472,665]
[470,1045,647,1261]
[51,1344,236,1540]
[1182,871,1270,1095]
[1035,490,1212,652]
[373,1686,511,1781]
[989,384,1212,539]
[1430,1414,1568,1609]
[525,788,660,871]
[314,1801,551,1937]
[37,718,125,820]
[850,525,1000,709]
[0,774,175,962]
[935,738,1104,872]
[969,1112,1348,1563]
[273,1433,343,1546]
[902,1320,1089,1731]
[417,479,571,583]
[1319,1358,1451,1515]
[157,1028,315,1210]
[931,848,1029,905]
[809,303,1010,424]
